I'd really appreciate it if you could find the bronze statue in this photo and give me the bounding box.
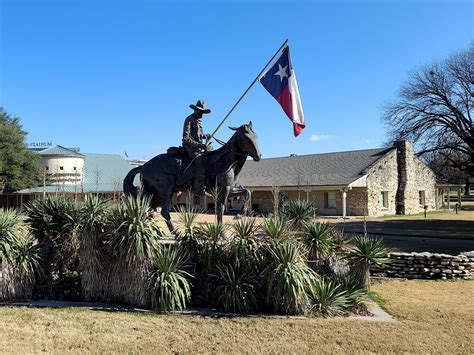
[176,100,212,196]
[123,121,261,232]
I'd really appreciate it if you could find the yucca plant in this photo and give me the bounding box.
[25,195,80,243]
[332,272,366,305]
[301,221,334,269]
[308,278,349,317]
[232,217,257,239]
[215,261,258,314]
[77,195,111,301]
[282,200,316,231]
[265,241,316,314]
[7,233,43,277]
[230,218,264,272]
[25,196,81,300]
[346,235,392,290]
[148,246,192,312]
[262,217,292,242]
[0,209,24,259]
[176,206,202,262]
[190,222,227,306]
[110,194,161,263]
[197,222,227,269]
[0,209,43,300]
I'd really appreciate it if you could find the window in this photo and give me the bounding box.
[73,167,77,171]
[59,166,64,171]
[45,167,49,171]
[194,196,200,206]
[324,192,336,209]
[380,191,388,208]
[419,191,425,206]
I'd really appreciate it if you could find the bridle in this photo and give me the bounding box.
[212,132,252,157]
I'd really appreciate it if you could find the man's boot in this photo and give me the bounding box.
[194,175,207,197]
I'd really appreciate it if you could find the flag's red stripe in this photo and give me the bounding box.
[293,122,305,137]
[276,85,293,121]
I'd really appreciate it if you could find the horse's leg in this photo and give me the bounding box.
[161,201,174,234]
[145,177,175,234]
[217,185,231,225]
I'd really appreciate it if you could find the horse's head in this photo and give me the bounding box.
[229,121,261,161]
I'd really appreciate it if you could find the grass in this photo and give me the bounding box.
[0,279,473,353]
[375,209,474,220]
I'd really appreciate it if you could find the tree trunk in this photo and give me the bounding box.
[464,178,471,196]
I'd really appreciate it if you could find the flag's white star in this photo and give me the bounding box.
[274,63,288,82]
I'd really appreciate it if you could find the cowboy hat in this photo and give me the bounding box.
[190,100,211,114]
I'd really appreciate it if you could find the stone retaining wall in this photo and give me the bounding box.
[373,251,474,279]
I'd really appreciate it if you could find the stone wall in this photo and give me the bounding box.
[409,156,437,213]
[373,251,474,279]
[366,149,398,216]
[346,187,368,216]
[394,140,436,214]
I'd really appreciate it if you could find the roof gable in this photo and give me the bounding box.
[38,145,84,157]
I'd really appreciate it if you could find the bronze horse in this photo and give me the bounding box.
[123,122,261,232]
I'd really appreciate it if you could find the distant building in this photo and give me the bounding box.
[237,140,456,217]
[14,145,133,196]
[2,141,462,215]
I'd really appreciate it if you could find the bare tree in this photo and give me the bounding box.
[209,180,222,223]
[271,185,281,217]
[382,44,473,194]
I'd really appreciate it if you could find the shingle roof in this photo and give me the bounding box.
[38,145,84,157]
[238,147,394,187]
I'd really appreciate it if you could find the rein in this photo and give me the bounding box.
[211,135,248,157]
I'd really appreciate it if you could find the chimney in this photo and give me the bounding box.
[394,140,414,214]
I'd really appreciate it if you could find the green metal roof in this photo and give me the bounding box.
[16,152,134,194]
[38,145,84,157]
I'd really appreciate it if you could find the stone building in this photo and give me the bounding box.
[237,140,438,217]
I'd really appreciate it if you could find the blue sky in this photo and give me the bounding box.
[1,0,472,160]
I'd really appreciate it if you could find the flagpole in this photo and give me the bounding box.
[207,39,289,142]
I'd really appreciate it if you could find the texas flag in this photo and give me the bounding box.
[259,46,305,136]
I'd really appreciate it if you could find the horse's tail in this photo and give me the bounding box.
[123,166,142,197]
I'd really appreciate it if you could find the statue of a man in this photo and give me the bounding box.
[176,100,212,196]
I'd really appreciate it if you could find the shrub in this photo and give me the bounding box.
[148,246,192,312]
[229,218,265,272]
[282,200,316,230]
[0,209,42,300]
[232,217,257,240]
[25,195,81,300]
[176,206,202,262]
[215,261,257,314]
[0,208,24,259]
[301,222,334,266]
[262,217,292,242]
[332,272,366,305]
[346,235,392,290]
[265,241,316,314]
[110,194,162,263]
[197,222,227,269]
[77,195,111,301]
[308,278,349,317]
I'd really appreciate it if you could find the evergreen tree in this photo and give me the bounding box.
[0,108,41,192]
